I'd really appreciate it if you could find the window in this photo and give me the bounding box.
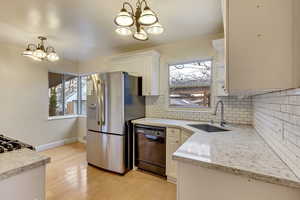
[169,60,212,108]
[48,72,86,117]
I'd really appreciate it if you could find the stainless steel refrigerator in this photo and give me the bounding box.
[86,72,145,174]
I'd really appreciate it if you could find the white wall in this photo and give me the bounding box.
[0,43,79,146]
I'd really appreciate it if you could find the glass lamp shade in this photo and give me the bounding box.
[138,7,158,25]
[22,49,33,57]
[146,22,164,35]
[47,52,59,62]
[30,56,42,61]
[114,9,134,27]
[22,49,42,61]
[115,27,132,36]
[133,28,148,41]
[33,49,47,59]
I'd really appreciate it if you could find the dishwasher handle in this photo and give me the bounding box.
[145,134,160,141]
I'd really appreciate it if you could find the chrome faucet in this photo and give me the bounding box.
[213,100,226,127]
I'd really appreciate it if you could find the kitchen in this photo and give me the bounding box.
[0,0,300,200]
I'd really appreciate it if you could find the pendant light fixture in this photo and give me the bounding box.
[114,0,163,41]
[22,36,59,62]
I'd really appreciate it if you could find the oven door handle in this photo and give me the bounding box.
[144,134,159,141]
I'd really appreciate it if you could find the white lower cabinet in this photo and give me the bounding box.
[181,130,193,144]
[166,128,181,182]
[166,128,193,183]
[177,162,300,200]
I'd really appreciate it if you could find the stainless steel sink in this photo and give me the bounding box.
[188,124,230,132]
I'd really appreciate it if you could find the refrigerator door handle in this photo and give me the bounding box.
[89,104,97,108]
[101,79,106,126]
[96,78,105,130]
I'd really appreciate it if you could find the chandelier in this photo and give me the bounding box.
[22,36,59,62]
[114,0,164,41]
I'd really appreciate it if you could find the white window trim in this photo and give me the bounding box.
[48,115,78,121]
[166,58,215,112]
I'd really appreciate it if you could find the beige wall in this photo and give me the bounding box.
[78,34,252,126]
[0,43,79,146]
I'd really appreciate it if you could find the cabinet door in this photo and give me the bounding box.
[166,136,180,179]
[227,0,293,92]
[181,130,192,144]
[166,128,181,179]
[109,51,160,96]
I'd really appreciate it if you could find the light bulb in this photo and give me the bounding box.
[114,8,134,27]
[138,7,157,25]
[115,27,132,36]
[147,22,164,35]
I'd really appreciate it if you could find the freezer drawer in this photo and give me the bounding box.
[87,131,126,174]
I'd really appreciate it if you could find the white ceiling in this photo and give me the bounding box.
[0,0,223,61]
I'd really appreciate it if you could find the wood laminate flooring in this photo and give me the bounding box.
[42,142,176,200]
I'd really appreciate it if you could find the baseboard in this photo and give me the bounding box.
[167,176,177,184]
[78,136,86,144]
[35,137,78,152]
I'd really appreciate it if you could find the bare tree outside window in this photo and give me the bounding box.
[169,60,212,108]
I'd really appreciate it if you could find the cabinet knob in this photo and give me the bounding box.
[257,34,263,38]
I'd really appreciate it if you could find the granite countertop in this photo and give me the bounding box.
[0,148,50,181]
[132,118,300,189]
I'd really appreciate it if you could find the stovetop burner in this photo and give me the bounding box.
[0,135,34,153]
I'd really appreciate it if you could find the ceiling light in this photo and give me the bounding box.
[146,22,164,35]
[115,26,132,36]
[114,8,134,27]
[22,36,59,62]
[114,0,163,41]
[133,28,148,41]
[138,6,158,26]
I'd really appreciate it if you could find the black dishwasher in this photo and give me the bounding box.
[135,124,166,176]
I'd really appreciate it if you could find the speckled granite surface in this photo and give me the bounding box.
[132,118,300,189]
[0,148,50,181]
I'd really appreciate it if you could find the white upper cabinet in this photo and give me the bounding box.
[224,0,299,94]
[109,50,160,96]
[213,39,228,96]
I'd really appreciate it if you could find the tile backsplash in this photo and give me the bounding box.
[146,95,252,125]
[253,89,300,178]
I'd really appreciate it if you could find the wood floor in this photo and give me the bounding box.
[41,142,176,200]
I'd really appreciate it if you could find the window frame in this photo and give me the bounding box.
[78,75,88,115]
[167,58,214,110]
